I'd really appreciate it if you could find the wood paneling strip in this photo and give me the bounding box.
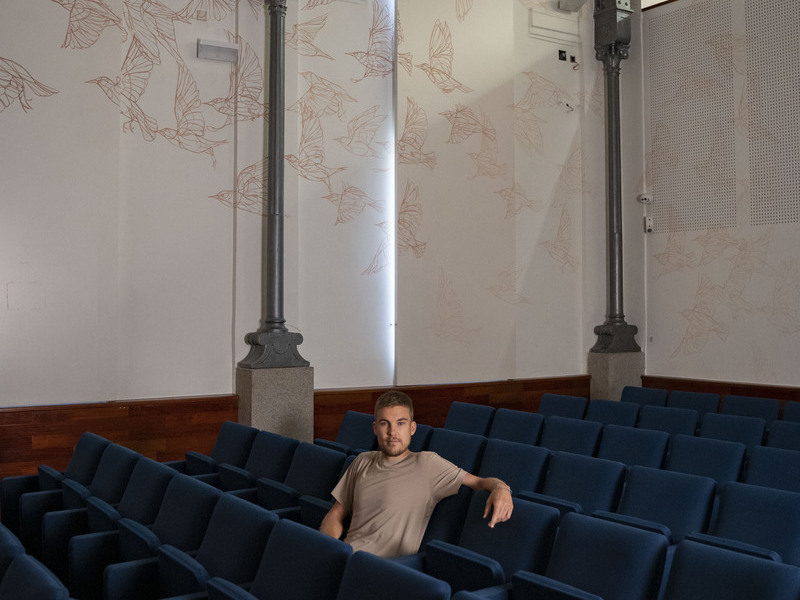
[641,376,800,407]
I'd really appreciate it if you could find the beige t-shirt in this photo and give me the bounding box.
[332,450,466,558]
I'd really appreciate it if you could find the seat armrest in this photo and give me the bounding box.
[37,466,66,490]
[86,495,122,532]
[104,556,160,600]
[591,510,674,544]
[684,532,782,562]
[118,517,162,561]
[451,584,510,600]
[68,530,121,600]
[217,465,255,491]
[158,543,211,597]
[185,451,217,476]
[517,491,582,520]
[424,539,506,593]
[42,507,89,580]
[314,439,350,454]
[61,478,92,509]
[0,474,40,533]
[255,478,300,510]
[162,460,187,473]
[207,576,259,600]
[511,571,603,600]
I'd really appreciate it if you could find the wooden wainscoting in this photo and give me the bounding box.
[313,376,592,441]
[641,376,800,408]
[0,395,238,481]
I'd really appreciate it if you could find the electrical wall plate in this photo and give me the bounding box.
[196,39,238,63]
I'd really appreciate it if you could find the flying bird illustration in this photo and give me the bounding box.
[415,20,472,94]
[433,268,479,345]
[0,57,58,113]
[323,182,382,225]
[468,123,506,179]
[286,14,334,60]
[761,259,800,334]
[516,71,573,111]
[347,0,394,81]
[495,181,540,219]
[177,0,234,21]
[122,0,188,65]
[206,31,266,130]
[488,264,530,305]
[49,0,123,49]
[652,233,696,279]
[87,40,157,140]
[286,106,346,191]
[396,97,437,170]
[157,64,228,166]
[673,273,727,357]
[210,156,268,215]
[335,105,388,157]
[441,104,485,144]
[289,71,356,120]
[397,179,426,258]
[362,221,391,275]
[456,0,474,21]
[541,208,578,272]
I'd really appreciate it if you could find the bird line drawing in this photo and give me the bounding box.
[495,181,541,219]
[396,97,437,170]
[206,31,266,130]
[652,232,697,279]
[716,228,774,318]
[335,105,389,158]
[347,0,394,82]
[416,20,472,94]
[760,258,800,334]
[432,268,479,345]
[178,0,235,22]
[441,104,486,144]
[456,0,475,22]
[302,0,340,8]
[550,142,586,206]
[157,63,228,166]
[488,263,531,305]
[87,40,157,140]
[395,6,413,76]
[122,0,188,65]
[286,14,334,61]
[362,221,391,275]
[286,105,346,192]
[540,208,578,272]
[517,71,574,111]
[49,0,124,50]
[210,156,268,215]
[289,71,356,120]
[0,57,58,113]
[468,118,506,179]
[692,229,743,267]
[323,182,382,225]
[246,0,262,18]
[397,179,426,259]
[672,273,728,357]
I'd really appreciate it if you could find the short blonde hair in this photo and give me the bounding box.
[374,390,414,421]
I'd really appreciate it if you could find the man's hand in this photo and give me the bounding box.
[484,484,513,528]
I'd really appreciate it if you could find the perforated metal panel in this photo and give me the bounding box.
[645,0,737,233]
[746,0,800,226]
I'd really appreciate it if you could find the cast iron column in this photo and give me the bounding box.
[239,0,309,368]
[590,0,641,353]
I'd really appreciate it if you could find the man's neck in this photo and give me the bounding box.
[381,449,413,464]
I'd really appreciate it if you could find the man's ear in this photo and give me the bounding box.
[410,420,417,436]
[372,420,378,436]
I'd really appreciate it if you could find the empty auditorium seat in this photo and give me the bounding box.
[315,410,378,455]
[584,398,639,427]
[664,434,746,487]
[0,431,110,535]
[444,402,496,437]
[206,518,352,600]
[335,551,451,600]
[661,540,800,600]
[518,452,626,519]
[637,405,699,438]
[167,421,259,476]
[743,445,800,493]
[620,386,668,408]
[781,400,800,422]
[0,524,25,575]
[538,394,588,419]
[487,408,544,445]
[666,390,720,425]
[538,416,602,456]
[593,466,716,544]
[0,553,71,600]
[214,430,299,491]
[720,394,781,426]
[765,420,800,452]
[686,482,800,566]
[295,454,356,530]
[699,412,766,449]
[595,424,669,468]
[410,423,434,451]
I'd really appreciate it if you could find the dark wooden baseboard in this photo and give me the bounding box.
[641,376,800,404]
[0,395,238,481]
[314,376,592,441]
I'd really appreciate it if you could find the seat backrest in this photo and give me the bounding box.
[665,434,746,486]
[667,390,720,424]
[487,408,544,445]
[210,421,259,466]
[86,443,141,502]
[699,412,766,448]
[584,399,639,427]
[283,442,346,499]
[596,424,669,468]
[427,428,487,473]
[538,394,588,419]
[193,493,278,583]
[662,540,800,600]
[711,482,800,566]
[637,405,699,438]
[0,554,70,600]
[248,518,352,600]
[477,439,549,494]
[334,411,378,451]
[765,420,800,452]
[544,512,668,600]
[61,432,112,484]
[538,416,602,456]
[781,401,800,422]
[409,423,434,452]
[243,430,300,482]
[616,466,716,542]
[336,551,451,600]
[541,452,626,515]
[151,474,223,550]
[721,395,781,425]
[443,402,495,437]
[743,445,800,493]
[620,386,668,408]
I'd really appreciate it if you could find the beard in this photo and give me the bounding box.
[380,439,409,457]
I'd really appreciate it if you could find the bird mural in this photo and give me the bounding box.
[87,40,157,140]
[178,0,234,21]
[49,0,123,50]
[673,273,727,357]
[122,0,187,65]
[495,181,541,219]
[397,179,426,259]
[396,97,437,170]
[347,0,394,82]
[362,221,391,275]
[290,71,356,120]
[323,182,382,225]
[416,20,472,94]
[433,268,479,345]
[335,105,388,158]
[210,156,268,215]
[541,208,578,272]
[157,64,228,166]
[441,104,485,144]
[286,14,334,60]
[652,233,697,279]
[468,121,506,179]
[286,106,346,192]
[488,264,530,305]
[0,57,58,113]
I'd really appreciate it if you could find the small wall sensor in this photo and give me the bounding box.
[638,193,654,205]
